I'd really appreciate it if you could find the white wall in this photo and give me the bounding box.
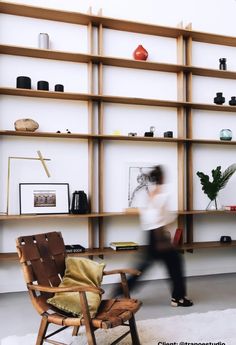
[1,0,236,292]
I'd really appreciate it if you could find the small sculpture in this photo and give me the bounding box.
[219,58,227,70]
[128,132,137,136]
[214,92,225,105]
[144,126,155,137]
[14,118,39,132]
[133,45,148,61]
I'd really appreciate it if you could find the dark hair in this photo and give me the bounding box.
[148,165,164,185]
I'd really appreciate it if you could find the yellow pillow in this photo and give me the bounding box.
[47,257,105,317]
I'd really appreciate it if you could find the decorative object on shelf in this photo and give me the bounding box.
[219,58,227,70]
[113,130,121,135]
[213,92,225,105]
[133,45,148,61]
[66,129,71,134]
[220,235,232,243]
[55,84,64,92]
[19,183,69,215]
[229,96,236,106]
[14,118,39,132]
[128,132,137,136]
[164,131,173,138]
[65,244,85,253]
[144,126,155,137]
[220,128,232,141]
[110,241,138,251]
[5,151,51,215]
[38,33,49,49]
[70,190,89,214]
[37,80,49,91]
[197,163,236,210]
[16,76,31,89]
[173,228,183,246]
[56,130,61,133]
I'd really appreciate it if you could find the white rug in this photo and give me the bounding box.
[1,308,236,345]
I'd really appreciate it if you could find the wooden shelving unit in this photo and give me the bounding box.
[1,1,236,260]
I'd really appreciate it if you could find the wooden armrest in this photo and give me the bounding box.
[27,283,104,295]
[103,268,141,276]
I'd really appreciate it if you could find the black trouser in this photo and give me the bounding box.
[127,228,186,299]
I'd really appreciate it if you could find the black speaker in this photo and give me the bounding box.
[16,76,31,89]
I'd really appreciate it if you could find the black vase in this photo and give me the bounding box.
[219,58,227,70]
[214,92,225,105]
[70,191,89,214]
[55,84,64,92]
[229,96,236,106]
[37,80,49,91]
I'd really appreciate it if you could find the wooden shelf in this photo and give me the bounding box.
[181,240,236,250]
[2,88,236,112]
[0,212,140,221]
[2,1,236,47]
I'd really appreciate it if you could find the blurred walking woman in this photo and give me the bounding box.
[115,165,193,307]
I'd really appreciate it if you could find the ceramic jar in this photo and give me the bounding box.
[133,45,148,61]
[214,92,225,105]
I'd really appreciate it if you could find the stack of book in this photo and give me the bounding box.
[65,244,85,253]
[110,241,138,251]
[223,205,236,211]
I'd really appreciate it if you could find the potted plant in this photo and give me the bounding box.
[196,164,236,210]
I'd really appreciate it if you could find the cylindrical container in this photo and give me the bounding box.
[220,129,232,141]
[164,131,173,138]
[16,76,31,89]
[38,33,49,49]
[229,96,236,106]
[55,84,64,92]
[37,80,49,91]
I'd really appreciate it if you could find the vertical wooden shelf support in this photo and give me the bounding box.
[185,23,194,247]
[177,24,185,245]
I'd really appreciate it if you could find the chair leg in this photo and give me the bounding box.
[129,315,141,345]
[36,316,49,345]
[84,323,96,345]
[72,326,80,336]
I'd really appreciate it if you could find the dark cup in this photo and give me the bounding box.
[54,84,64,92]
[37,80,49,91]
[16,76,31,89]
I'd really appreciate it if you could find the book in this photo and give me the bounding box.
[223,205,236,211]
[173,228,183,246]
[65,244,85,253]
[110,241,138,251]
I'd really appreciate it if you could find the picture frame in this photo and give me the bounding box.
[127,163,153,208]
[19,183,70,215]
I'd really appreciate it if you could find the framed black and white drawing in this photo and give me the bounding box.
[19,183,70,215]
[127,165,153,208]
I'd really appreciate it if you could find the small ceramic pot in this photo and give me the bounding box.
[229,96,236,106]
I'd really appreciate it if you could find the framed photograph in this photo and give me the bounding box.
[19,183,70,215]
[127,164,153,208]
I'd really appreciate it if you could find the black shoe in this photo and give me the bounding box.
[171,297,193,307]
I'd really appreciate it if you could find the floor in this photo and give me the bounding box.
[1,273,236,340]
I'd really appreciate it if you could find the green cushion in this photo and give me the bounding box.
[47,257,105,317]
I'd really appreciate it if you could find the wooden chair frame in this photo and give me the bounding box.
[16,232,142,345]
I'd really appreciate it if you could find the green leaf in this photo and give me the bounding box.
[196,164,236,200]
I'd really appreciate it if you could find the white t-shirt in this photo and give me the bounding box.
[139,192,176,231]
